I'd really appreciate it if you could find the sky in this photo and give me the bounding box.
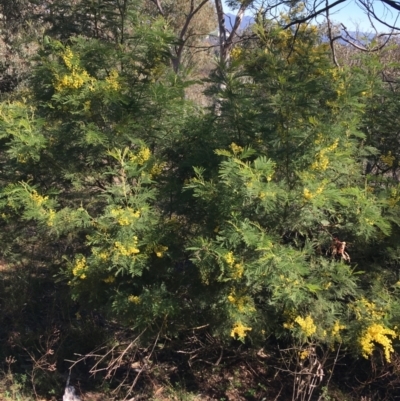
[222,0,400,32]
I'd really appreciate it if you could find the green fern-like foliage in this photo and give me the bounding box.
[1,11,400,368]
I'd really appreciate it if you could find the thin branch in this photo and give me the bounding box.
[381,0,400,12]
[339,23,393,51]
[358,0,400,31]
[123,324,163,400]
[326,0,340,66]
[226,2,248,46]
[178,0,210,42]
[284,0,348,29]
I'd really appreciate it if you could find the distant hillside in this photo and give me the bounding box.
[225,13,253,31]
[224,14,376,46]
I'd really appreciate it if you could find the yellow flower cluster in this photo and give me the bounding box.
[105,69,120,91]
[295,315,316,337]
[314,133,323,145]
[137,147,151,164]
[336,81,346,97]
[83,100,91,112]
[230,142,243,154]
[388,188,400,208]
[230,321,252,340]
[128,295,141,304]
[154,245,168,258]
[311,140,339,171]
[130,147,151,165]
[225,251,235,266]
[381,151,395,167]
[283,322,294,329]
[331,320,346,339]
[303,184,325,200]
[364,218,374,226]
[279,274,300,286]
[231,262,244,279]
[227,290,255,313]
[359,323,396,362]
[72,256,87,280]
[30,190,48,206]
[353,298,385,321]
[54,47,95,91]
[150,162,166,178]
[62,47,74,69]
[47,209,56,227]
[103,275,115,283]
[230,47,243,61]
[110,207,140,226]
[114,239,140,257]
[55,69,92,91]
[299,349,309,360]
[283,309,296,329]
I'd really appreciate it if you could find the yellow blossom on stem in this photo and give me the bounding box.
[230,47,243,61]
[150,162,166,178]
[227,290,255,313]
[359,323,396,362]
[61,47,74,69]
[128,295,141,304]
[47,209,56,226]
[99,252,109,261]
[303,183,325,201]
[114,241,140,256]
[224,251,235,266]
[283,322,294,329]
[303,188,313,200]
[231,263,244,279]
[54,47,96,91]
[72,256,87,279]
[105,69,120,91]
[230,142,243,154]
[110,207,140,226]
[311,140,338,171]
[331,320,346,339]
[154,245,168,258]
[137,147,151,164]
[103,275,115,283]
[230,322,252,340]
[30,190,48,206]
[295,315,316,337]
[299,350,309,360]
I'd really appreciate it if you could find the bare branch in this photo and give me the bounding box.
[215,0,227,60]
[381,0,400,12]
[358,0,400,31]
[226,2,248,46]
[339,23,394,52]
[283,0,348,29]
[326,0,340,66]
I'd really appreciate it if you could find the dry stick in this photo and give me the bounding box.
[325,343,341,391]
[65,329,146,392]
[273,386,284,401]
[98,328,146,375]
[123,324,163,400]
